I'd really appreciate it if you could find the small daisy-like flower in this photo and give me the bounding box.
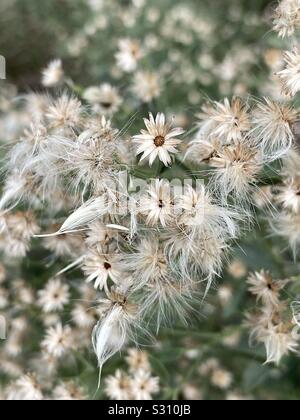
[132,71,161,103]
[38,278,70,313]
[115,39,143,73]
[211,368,233,390]
[105,370,132,400]
[227,259,247,279]
[140,179,174,226]
[82,247,123,290]
[0,211,40,258]
[133,113,184,166]
[126,348,151,373]
[251,98,298,157]
[41,59,64,87]
[83,83,122,115]
[276,176,300,213]
[53,381,87,400]
[183,384,203,400]
[0,359,23,378]
[277,48,300,97]
[217,285,233,306]
[14,279,34,305]
[6,374,43,401]
[72,303,97,328]
[272,211,300,254]
[130,370,159,400]
[247,271,287,307]
[42,323,74,358]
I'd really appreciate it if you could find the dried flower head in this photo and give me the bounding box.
[42,59,64,87]
[115,39,143,72]
[251,98,298,157]
[273,0,300,38]
[209,142,262,201]
[198,98,250,144]
[46,93,83,130]
[277,48,300,97]
[247,271,287,307]
[83,83,122,115]
[132,71,161,103]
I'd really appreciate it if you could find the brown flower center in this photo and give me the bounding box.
[154,135,165,147]
[104,262,111,270]
[100,101,112,109]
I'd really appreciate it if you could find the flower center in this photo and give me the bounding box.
[154,135,165,147]
[104,262,111,270]
[100,101,112,109]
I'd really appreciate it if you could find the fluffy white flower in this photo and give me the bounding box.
[247,271,287,307]
[251,98,298,158]
[83,83,122,115]
[46,93,83,130]
[260,324,298,365]
[273,0,300,38]
[211,368,233,390]
[198,98,251,144]
[129,370,159,400]
[115,39,143,72]
[132,71,161,103]
[92,288,138,377]
[42,59,64,87]
[277,49,300,97]
[38,278,70,313]
[139,179,174,226]
[42,323,74,358]
[6,374,43,401]
[52,381,87,400]
[126,348,151,372]
[105,370,132,400]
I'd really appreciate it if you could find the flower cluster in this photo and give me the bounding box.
[246,271,298,365]
[105,348,159,400]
